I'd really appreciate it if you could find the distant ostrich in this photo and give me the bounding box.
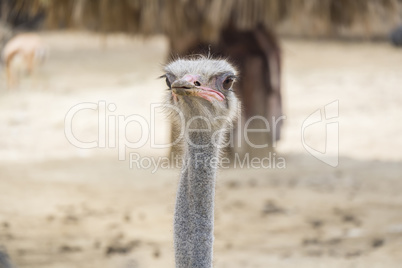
[163,57,240,267]
[1,33,48,89]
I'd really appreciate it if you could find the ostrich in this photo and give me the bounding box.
[162,56,240,267]
[1,33,48,89]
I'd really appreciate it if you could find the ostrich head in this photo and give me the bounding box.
[162,57,240,135]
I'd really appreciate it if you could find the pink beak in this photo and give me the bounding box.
[171,74,225,102]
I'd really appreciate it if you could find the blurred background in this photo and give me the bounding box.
[0,0,402,267]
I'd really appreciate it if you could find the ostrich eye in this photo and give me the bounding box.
[166,77,171,89]
[222,78,234,90]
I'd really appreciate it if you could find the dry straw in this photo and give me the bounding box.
[4,0,402,40]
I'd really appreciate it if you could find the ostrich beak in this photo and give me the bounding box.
[171,79,195,96]
[171,79,194,90]
[171,79,225,102]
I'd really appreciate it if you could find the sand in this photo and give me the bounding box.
[0,31,401,268]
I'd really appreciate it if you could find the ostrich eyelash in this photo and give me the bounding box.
[159,74,172,90]
[226,74,238,80]
[223,74,237,91]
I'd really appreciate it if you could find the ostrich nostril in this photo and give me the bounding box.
[194,81,201,86]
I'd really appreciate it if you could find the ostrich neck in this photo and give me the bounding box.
[174,131,221,268]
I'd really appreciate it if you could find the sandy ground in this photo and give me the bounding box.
[0,32,401,268]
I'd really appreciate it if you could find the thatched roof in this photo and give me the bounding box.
[3,0,402,40]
